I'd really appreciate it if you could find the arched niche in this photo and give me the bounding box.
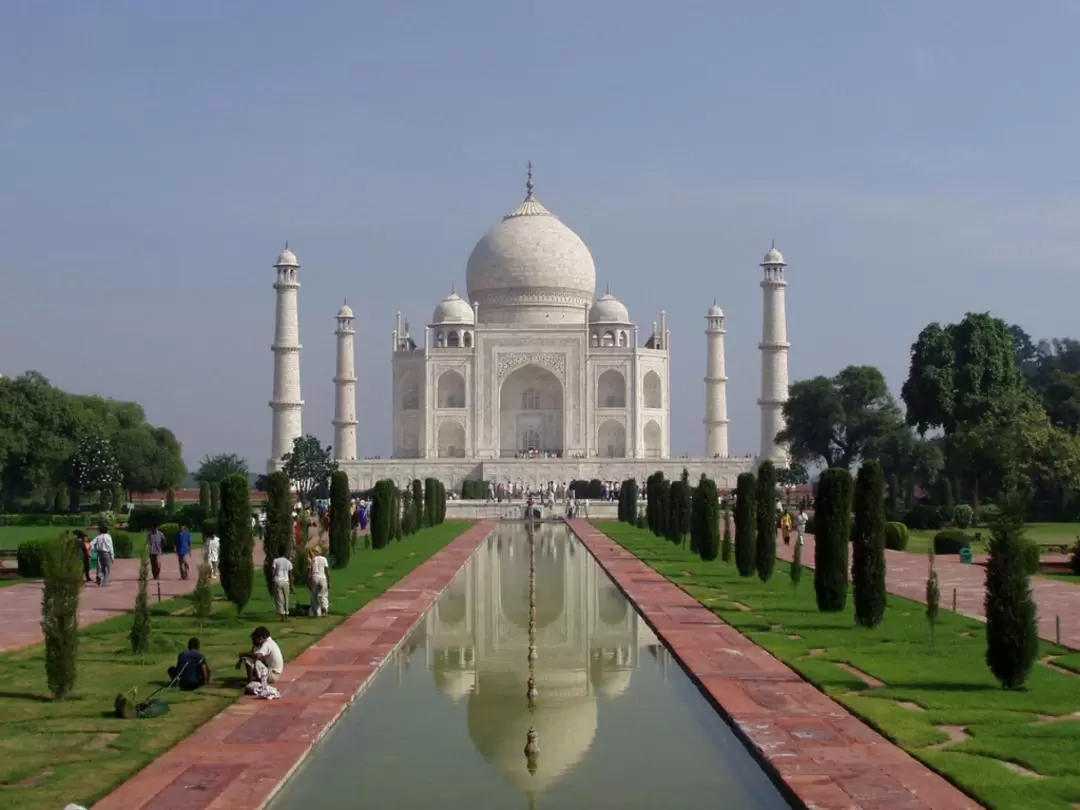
[643,420,662,457]
[438,421,466,458]
[597,420,626,458]
[643,370,662,409]
[596,369,626,409]
[499,364,563,457]
[437,370,466,408]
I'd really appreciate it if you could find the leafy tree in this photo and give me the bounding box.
[693,475,720,561]
[71,434,121,493]
[218,473,254,612]
[130,545,152,655]
[194,453,250,484]
[984,494,1039,689]
[263,472,293,597]
[851,461,887,628]
[777,461,809,508]
[282,435,337,508]
[755,461,777,582]
[53,486,69,513]
[874,426,944,511]
[734,473,756,577]
[41,536,82,700]
[814,467,853,612]
[778,366,903,469]
[199,481,211,511]
[329,471,352,568]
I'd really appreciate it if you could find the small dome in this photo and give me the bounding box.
[337,303,354,319]
[431,289,475,325]
[275,246,299,267]
[707,303,724,317]
[589,291,630,324]
[762,246,785,265]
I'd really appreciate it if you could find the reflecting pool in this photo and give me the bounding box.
[269,522,791,809]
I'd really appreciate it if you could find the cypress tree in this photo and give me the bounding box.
[667,481,684,544]
[392,487,403,540]
[852,461,887,628]
[402,486,414,535]
[199,481,211,511]
[721,507,732,563]
[412,479,424,528]
[438,480,446,523]
[165,487,176,514]
[985,495,1039,689]
[941,477,955,515]
[218,473,254,612]
[263,472,293,598]
[755,461,777,582]
[210,481,220,516]
[370,480,393,549]
[130,545,152,655]
[627,478,638,524]
[647,472,664,535]
[790,539,803,592]
[696,476,720,561]
[926,550,940,654]
[618,480,630,523]
[734,473,757,577]
[424,478,436,528]
[657,480,671,540]
[42,536,82,700]
[678,468,692,547]
[814,467,853,613]
[329,470,351,568]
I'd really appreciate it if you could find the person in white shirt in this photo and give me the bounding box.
[90,524,115,586]
[205,531,221,578]
[239,626,284,685]
[270,554,293,620]
[796,510,809,546]
[308,549,331,617]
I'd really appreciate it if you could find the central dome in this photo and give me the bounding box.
[466,171,596,325]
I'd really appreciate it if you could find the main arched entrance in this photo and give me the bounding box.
[499,365,564,457]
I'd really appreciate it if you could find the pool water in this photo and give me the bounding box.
[268,522,791,809]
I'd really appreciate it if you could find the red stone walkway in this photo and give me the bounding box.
[571,519,978,810]
[92,521,494,810]
[0,548,235,654]
[776,534,1080,650]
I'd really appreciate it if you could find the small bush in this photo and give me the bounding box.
[953,504,974,529]
[980,503,1002,525]
[933,529,972,555]
[158,522,179,553]
[17,539,49,578]
[904,504,944,531]
[112,531,134,559]
[884,522,909,551]
[128,506,169,532]
[1022,540,1041,575]
[636,513,646,529]
[191,562,213,627]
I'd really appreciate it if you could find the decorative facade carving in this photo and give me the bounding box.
[495,352,567,384]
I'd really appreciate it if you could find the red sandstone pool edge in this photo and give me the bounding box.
[91,521,495,810]
[568,519,981,810]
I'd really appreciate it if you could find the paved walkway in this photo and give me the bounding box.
[572,520,978,810]
[776,534,1080,650]
[0,548,220,654]
[93,521,494,810]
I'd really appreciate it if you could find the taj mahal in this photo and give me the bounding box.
[267,166,791,492]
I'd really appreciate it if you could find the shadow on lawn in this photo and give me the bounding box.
[0,691,54,703]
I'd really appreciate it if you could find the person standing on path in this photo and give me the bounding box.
[147,524,165,580]
[308,548,331,616]
[270,553,294,620]
[780,512,793,546]
[205,529,221,578]
[795,509,808,547]
[175,522,192,580]
[74,530,91,583]
[90,524,114,586]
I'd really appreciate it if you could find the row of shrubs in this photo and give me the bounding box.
[127,503,213,532]
[930,528,1041,573]
[0,513,96,528]
[902,502,997,531]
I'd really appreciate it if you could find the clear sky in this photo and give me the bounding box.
[3,1,1079,469]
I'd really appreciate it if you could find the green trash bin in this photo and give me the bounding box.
[959,547,973,564]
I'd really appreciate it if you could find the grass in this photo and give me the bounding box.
[0,521,472,810]
[904,523,1080,557]
[596,521,1080,810]
[0,526,208,549]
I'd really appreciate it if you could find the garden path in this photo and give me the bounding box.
[775,534,1080,649]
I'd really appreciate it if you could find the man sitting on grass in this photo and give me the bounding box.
[168,637,211,691]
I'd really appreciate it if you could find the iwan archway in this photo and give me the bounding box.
[499,365,564,457]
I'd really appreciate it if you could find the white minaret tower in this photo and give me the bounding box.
[704,301,729,457]
[758,243,790,464]
[333,301,358,462]
[268,244,303,471]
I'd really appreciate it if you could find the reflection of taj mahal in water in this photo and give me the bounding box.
[422,525,658,796]
[268,166,793,490]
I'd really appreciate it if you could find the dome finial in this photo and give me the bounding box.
[605,283,610,296]
[451,281,456,295]
[525,161,535,201]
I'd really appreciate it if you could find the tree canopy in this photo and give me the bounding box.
[194,453,250,484]
[777,365,902,469]
[0,372,186,505]
[281,435,337,507]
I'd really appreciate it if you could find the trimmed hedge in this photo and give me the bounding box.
[17,539,49,578]
[884,522,909,551]
[1023,539,1041,575]
[933,529,972,555]
[0,513,93,528]
[814,467,853,613]
[112,531,134,559]
[904,504,944,531]
[734,472,756,577]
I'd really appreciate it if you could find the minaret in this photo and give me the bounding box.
[333,301,358,462]
[269,244,303,471]
[704,301,729,457]
[758,243,790,464]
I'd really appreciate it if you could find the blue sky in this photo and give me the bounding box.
[3,1,1079,468]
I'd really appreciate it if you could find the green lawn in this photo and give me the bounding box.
[596,521,1080,810]
[0,522,473,810]
[0,526,208,549]
[905,523,1080,557]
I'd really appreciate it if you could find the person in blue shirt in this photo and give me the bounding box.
[175,522,192,581]
[168,637,210,691]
